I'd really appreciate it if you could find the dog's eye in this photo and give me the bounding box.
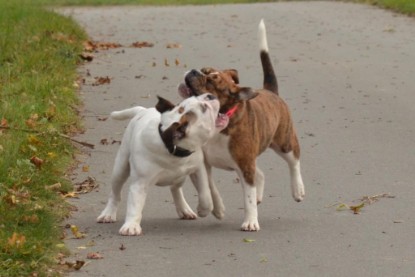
[208,73,220,80]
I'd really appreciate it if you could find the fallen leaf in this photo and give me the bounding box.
[164,58,170,67]
[30,156,44,169]
[65,260,85,270]
[74,177,98,194]
[166,43,181,49]
[119,244,126,251]
[0,118,8,128]
[70,225,86,239]
[82,165,89,172]
[98,117,108,121]
[130,41,154,48]
[47,152,57,159]
[21,214,39,223]
[45,183,62,190]
[8,232,26,248]
[62,191,78,198]
[46,102,56,120]
[260,256,268,263]
[175,58,180,66]
[243,238,255,243]
[28,134,42,145]
[87,252,103,259]
[84,40,123,51]
[79,52,94,61]
[100,138,109,145]
[92,76,111,86]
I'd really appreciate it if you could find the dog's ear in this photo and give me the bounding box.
[237,87,258,101]
[156,96,175,113]
[201,67,216,75]
[223,69,239,84]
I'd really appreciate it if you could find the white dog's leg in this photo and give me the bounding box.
[239,171,260,232]
[119,178,149,236]
[97,149,130,223]
[204,163,225,219]
[255,167,265,204]
[277,151,305,202]
[170,181,197,220]
[189,166,213,218]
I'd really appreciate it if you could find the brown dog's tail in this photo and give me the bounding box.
[258,19,278,95]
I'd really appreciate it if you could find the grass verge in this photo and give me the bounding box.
[0,0,86,276]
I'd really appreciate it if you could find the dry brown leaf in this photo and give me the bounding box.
[92,76,111,86]
[130,41,154,48]
[164,58,170,67]
[8,232,26,248]
[74,177,98,194]
[87,252,104,259]
[30,156,44,169]
[175,58,180,66]
[166,43,181,49]
[79,52,94,62]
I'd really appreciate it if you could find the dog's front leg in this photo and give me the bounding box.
[119,179,149,236]
[170,181,197,220]
[189,166,213,218]
[238,170,260,231]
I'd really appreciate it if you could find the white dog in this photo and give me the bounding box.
[97,94,229,235]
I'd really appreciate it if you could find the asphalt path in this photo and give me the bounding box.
[60,2,415,276]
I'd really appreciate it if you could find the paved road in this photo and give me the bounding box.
[60,2,415,276]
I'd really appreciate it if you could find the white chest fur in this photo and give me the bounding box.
[204,134,236,171]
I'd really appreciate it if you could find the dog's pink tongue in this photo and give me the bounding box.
[178,83,191,98]
[216,113,229,129]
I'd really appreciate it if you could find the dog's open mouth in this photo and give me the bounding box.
[178,83,193,98]
[216,113,229,130]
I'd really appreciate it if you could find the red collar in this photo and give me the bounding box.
[225,105,238,118]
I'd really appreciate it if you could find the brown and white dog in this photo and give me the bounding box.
[178,20,305,231]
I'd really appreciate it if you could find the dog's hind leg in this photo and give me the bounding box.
[170,181,197,220]
[97,148,130,223]
[205,163,225,219]
[190,166,214,218]
[274,150,305,202]
[255,166,265,204]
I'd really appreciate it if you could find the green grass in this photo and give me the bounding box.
[0,0,86,276]
[363,0,415,15]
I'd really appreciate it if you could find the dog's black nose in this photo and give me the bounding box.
[206,94,216,100]
[189,69,198,76]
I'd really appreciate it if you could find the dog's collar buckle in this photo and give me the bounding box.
[158,124,194,158]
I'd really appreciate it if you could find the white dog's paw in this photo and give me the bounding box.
[97,212,116,223]
[241,219,260,232]
[177,208,198,220]
[293,183,305,202]
[197,203,213,218]
[119,222,142,236]
[212,203,225,220]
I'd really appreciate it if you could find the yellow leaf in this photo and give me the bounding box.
[71,225,86,239]
[8,232,26,248]
[47,152,57,159]
[243,238,255,243]
[62,191,78,198]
